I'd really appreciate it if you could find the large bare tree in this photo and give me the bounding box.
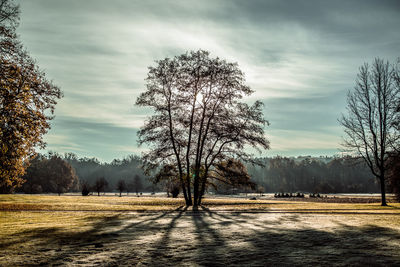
[136,50,269,207]
[339,58,400,206]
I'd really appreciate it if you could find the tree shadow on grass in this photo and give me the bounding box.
[191,209,228,266]
[146,206,189,265]
[1,207,188,265]
[2,208,400,266]
[189,208,400,266]
[248,224,400,266]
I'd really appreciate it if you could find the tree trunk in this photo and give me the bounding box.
[177,175,189,205]
[186,181,192,206]
[198,167,210,206]
[193,171,200,208]
[380,176,387,206]
[183,179,192,206]
[180,178,189,204]
[198,179,206,206]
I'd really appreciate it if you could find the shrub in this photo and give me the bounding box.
[171,186,180,198]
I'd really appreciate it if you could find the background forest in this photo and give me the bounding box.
[20,153,379,195]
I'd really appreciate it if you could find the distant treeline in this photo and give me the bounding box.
[20,153,156,194]
[21,153,380,194]
[62,153,156,193]
[246,156,379,194]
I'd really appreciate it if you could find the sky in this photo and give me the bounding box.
[16,0,400,162]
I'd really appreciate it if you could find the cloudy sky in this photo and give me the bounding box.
[16,0,400,162]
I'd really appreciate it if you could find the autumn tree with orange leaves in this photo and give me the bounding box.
[0,0,62,193]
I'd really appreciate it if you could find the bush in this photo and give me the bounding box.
[23,183,43,194]
[81,180,90,196]
[82,186,90,196]
[171,186,180,198]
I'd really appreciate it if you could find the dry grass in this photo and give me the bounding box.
[0,194,184,211]
[1,195,400,266]
[1,194,399,213]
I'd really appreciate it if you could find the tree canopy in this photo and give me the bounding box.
[23,154,79,195]
[136,50,269,207]
[0,0,62,193]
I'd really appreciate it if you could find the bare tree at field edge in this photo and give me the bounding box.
[339,58,400,206]
[116,179,126,197]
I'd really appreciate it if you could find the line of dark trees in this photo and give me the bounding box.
[19,153,153,195]
[20,152,386,196]
[62,153,153,195]
[71,154,382,195]
[245,156,379,194]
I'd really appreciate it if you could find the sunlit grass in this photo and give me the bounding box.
[0,195,184,211]
[0,211,122,265]
[0,194,399,212]
[1,195,400,266]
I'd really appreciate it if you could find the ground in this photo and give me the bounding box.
[1,195,400,266]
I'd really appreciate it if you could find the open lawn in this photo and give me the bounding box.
[1,195,400,266]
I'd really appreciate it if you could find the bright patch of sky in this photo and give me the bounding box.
[16,0,400,162]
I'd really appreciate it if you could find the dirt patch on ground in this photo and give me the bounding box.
[1,207,400,266]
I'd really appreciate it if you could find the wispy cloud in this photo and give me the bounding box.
[16,0,400,161]
[268,129,340,151]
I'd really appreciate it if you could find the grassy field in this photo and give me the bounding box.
[1,195,400,266]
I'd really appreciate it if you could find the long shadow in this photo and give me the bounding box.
[199,207,400,215]
[200,206,250,224]
[202,202,302,206]
[111,205,187,234]
[147,206,188,265]
[1,207,189,266]
[3,207,400,266]
[200,206,296,228]
[191,207,400,266]
[245,224,400,266]
[192,208,227,266]
[0,207,185,251]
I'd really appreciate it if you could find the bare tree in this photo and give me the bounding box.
[94,177,108,196]
[81,180,91,196]
[133,174,142,196]
[154,164,179,197]
[136,50,269,207]
[339,58,400,206]
[116,179,126,197]
[0,0,18,26]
